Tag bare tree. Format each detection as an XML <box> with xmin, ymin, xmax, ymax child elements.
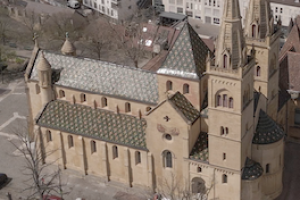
<box><xmin>0</xmin><ymin>7</ymin><xmax>10</xmax><ymax>45</ymax></box>
<box><xmin>10</xmin><ymin>127</ymin><xmax>67</xmax><ymax>200</ymax></box>
<box><xmin>21</xmin><ymin>10</ymin><xmax>43</xmax><ymax>46</ymax></box>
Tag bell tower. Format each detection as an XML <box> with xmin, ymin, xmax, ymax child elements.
<box><xmin>37</xmin><ymin>51</ymin><xmax>53</xmax><ymax>107</ymax></box>
<box><xmin>206</xmin><ymin>0</ymin><xmax>256</xmax><ymax>198</ymax></box>
<box><xmin>244</xmin><ymin>0</ymin><xmax>281</xmax><ymax>119</ymax></box>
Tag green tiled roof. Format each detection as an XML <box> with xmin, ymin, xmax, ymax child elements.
<box><xmin>252</xmin><ymin>109</ymin><xmax>285</xmax><ymax>144</ymax></box>
<box><xmin>242</xmin><ymin>158</ymin><xmax>263</xmax><ymax>180</ymax></box>
<box><xmin>37</xmin><ymin>100</ymin><xmax>147</xmax><ymax>149</ymax></box>
<box><xmin>169</xmin><ymin>92</ymin><xmax>200</xmax><ymax>124</ymax></box>
<box><xmin>189</xmin><ymin>132</ymin><xmax>208</xmax><ymax>161</ymax></box>
<box><xmin>157</xmin><ymin>22</ymin><xmax>211</xmax><ymax>79</ymax></box>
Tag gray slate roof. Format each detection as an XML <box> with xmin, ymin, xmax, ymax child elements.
<box><xmin>242</xmin><ymin>158</ymin><xmax>263</xmax><ymax>180</ymax></box>
<box><xmin>31</xmin><ymin>51</ymin><xmax>159</xmax><ymax>104</ymax></box>
<box><xmin>252</xmin><ymin>109</ymin><xmax>285</xmax><ymax>144</ymax></box>
<box><xmin>37</xmin><ymin>100</ymin><xmax>147</xmax><ymax>149</ymax></box>
<box><xmin>157</xmin><ymin>22</ymin><xmax>211</xmax><ymax>79</ymax></box>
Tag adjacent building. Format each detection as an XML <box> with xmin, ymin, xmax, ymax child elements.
<box><xmin>25</xmin><ymin>0</ymin><xmax>285</xmax><ymax>199</ymax></box>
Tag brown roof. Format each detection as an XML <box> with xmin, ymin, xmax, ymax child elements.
<box><xmin>279</xmin><ymin>25</ymin><xmax>300</xmax><ymax>60</ymax></box>
<box><xmin>142</xmin><ymin>50</ymin><xmax>168</xmax><ymax>72</ymax></box>
<box><xmin>287</xmin><ymin>51</ymin><xmax>300</xmax><ymax>91</ymax></box>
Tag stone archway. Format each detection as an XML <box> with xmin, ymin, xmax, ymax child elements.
<box><xmin>191</xmin><ymin>177</ymin><xmax>206</xmax><ymax>194</ymax></box>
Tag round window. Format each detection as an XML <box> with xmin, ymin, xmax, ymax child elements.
<box><xmin>165</xmin><ymin>134</ymin><xmax>172</xmax><ymax>141</ymax></box>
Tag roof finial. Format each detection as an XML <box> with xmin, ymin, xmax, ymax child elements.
<box><xmin>33</xmin><ymin>32</ymin><xmax>39</xmax><ymax>49</ymax></box>
<box><xmin>66</xmin><ymin>32</ymin><xmax>69</xmax><ymax>40</ymax></box>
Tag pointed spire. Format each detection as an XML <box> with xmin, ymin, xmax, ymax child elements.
<box><xmin>61</xmin><ymin>32</ymin><xmax>76</xmax><ymax>56</ymax></box>
<box><xmin>244</xmin><ymin>0</ymin><xmax>273</xmax><ymax>39</ymax></box>
<box><xmin>37</xmin><ymin>51</ymin><xmax>51</xmax><ymax>71</ymax></box>
<box><xmin>215</xmin><ymin>0</ymin><xmax>245</xmax><ymax>69</ymax></box>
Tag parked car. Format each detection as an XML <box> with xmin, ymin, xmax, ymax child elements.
<box><xmin>0</xmin><ymin>173</ymin><xmax>8</xmax><ymax>188</ymax></box>
<box><xmin>67</xmin><ymin>0</ymin><xmax>80</xmax><ymax>9</ymax></box>
<box><xmin>43</xmin><ymin>195</ymin><xmax>63</xmax><ymax>200</ymax></box>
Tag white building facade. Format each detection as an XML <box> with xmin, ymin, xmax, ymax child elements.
<box><xmin>162</xmin><ymin>0</ymin><xmax>300</xmax><ymax>26</ymax></box>
<box><xmin>83</xmin><ymin>0</ymin><xmax>138</xmax><ymax>21</ymax></box>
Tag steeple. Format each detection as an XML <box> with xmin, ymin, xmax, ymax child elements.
<box><xmin>215</xmin><ymin>0</ymin><xmax>246</xmax><ymax>70</ymax></box>
<box><xmin>61</xmin><ymin>32</ymin><xmax>76</xmax><ymax>56</ymax></box>
<box><xmin>244</xmin><ymin>0</ymin><xmax>274</xmax><ymax>39</ymax></box>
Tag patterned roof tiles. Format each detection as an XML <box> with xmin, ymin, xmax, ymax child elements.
<box><xmin>189</xmin><ymin>132</ymin><xmax>208</xmax><ymax>162</ymax></box>
<box><xmin>157</xmin><ymin>22</ymin><xmax>211</xmax><ymax>79</ymax></box>
<box><xmin>252</xmin><ymin>109</ymin><xmax>285</xmax><ymax>144</ymax></box>
<box><xmin>31</xmin><ymin>51</ymin><xmax>159</xmax><ymax>104</ymax></box>
<box><xmin>242</xmin><ymin>158</ymin><xmax>263</xmax><ymax>180</ymax></box>
<box><xmin>37</xmin><ymin>100</ymin><xmax>147</xmax><ymax>149</ymax></box>
<box><xmin>169</xmin><ymin>92</ymin><xmax>200</xmax><ymax>124</ymax></box>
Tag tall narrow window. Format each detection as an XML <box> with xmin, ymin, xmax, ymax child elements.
<box><xmin>256</xmin><ymin>66</ymin><xmax>261</xmax><ymax>76</ymax></box>
<box><xmin>81</xmin><ymin>93</ymin><xmax>86</xmax><ymax>102</ymax></box>
<box><xmin>229</xmin><ymin>98</ymin><xmax>234</xmax><ymax>108</ymax></box>
<box><xmin>68</xmin><ymin>135</ymin><xmax>74</xmax><ymax>148</ymax></box>
<box><xmin>135</xmin><ymin>151</ymin><xmax>141</xmax><ymax>164</ymax></box>
<box><xmin>225</xmin><ymin>127</ymin><xmax>229</xmax><ymax>135</ymax></box>
<box><xmin>113</xmin><ymin>146</ymin><xmax>118</xmax><ymax>159</ymax></box>
<box><xmin>91</xmin><ymin>140</ymin><xmax>97</xmax><ymax>153</ymax></box>
<box><xmin>223</xmin><ymin>54</ymin><xmax>227</xmax><ymax>68</ymax></box>
<box><xmin>166</xmin><ymin>81</ymin><xmax>173</xmax><ymax>91</ymax></box>
<box><xmin>217</xmin><ymin>95</ymin><xmax>221</xmax><ymax>106</ymax></box>
<box><xmin>252</xmin><ymin>25</ymin><xmax>257</xmax><ymax>38</ymax></box>
<box><xmin>101</xmin><ymin>97</ymin><xmax>108</xmax><ymax>107</ymax></box>
<box><xmin>266</xmin><ymin>164</ymin><xmax>270</xmax><ymax>173</ymax></box>
<box><xmin>221</xmin><ymin>126</ymin><xmax>224</xmax><ymax>135</ymax></box>
<box><xmin>183</xmin><ymin>84</ymin><xmax>190</xmax><ymax>94</ymax></box>
<box><xmin>222</xmin><ymin>174</ymin><xmax>227</xmax><ymax>183</ymax></box>
<box><xmin>197</xmin><ymin>167</ymin><xmax>202</xmax><ymax>173</ymax></box>
<box><xmin>125</xmin><ymin>102</ymin><xmax>131</xmax><ymax>113</ymax></box>
<box><xmin>223</xmin><ymin>94</ymin><xmax>227</xmax><ymax>107</ymax></box>
<box><xmin>223</xmin><ymin>153</ymin><xmax>226</xmax><ymax>160</ymax></box>
<box><xmin>59</xmin><ymin>90</ymin><xmax>65</xmax><ymax>98</ymax></box>
<box><xmin>46</xmin><ymin>130</ymin><xmax>52</xmax><ymax>142</ymax></box>
<box><xmin>165</xmin><ymin>151</ymin><xmax>173</xmax><ymax>168</ymax></box>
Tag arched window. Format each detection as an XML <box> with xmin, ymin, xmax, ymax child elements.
<box><xmin>183</xmin><ymin>84</ymin><xmax>190</xmax><ymax>94</ymax></box>
<box><xmin>266</xmin><ymin>164</ymin><xmax>270</xmax><ymax>173</ymax></box>
<box><xmin>225</xmin><ymin>127</ymin><xmax>229</xmax><ymax>135</ymax></box>
<box><xmin>101</xmin><ymin>97</ymin><xmax>108</xmax><ymax>107</ymax></box>
<box><xmin>164</xmin><ymin>151</ymin><xmax>173</xmax><ymax>168</ymax></box>
<box><xmin>135</xmin><ymin>151</ymin><xmax>141</xmax><ymax>164</ymax></box>
<box><xmin>223</xmin><ymin>94</ymin><xmax>227</xmax><ymax>107</ymax></box>
<box><xmin>125</xmin><ymin>102</ymin><xmax>131</xmax><ymax>113</ymax></box>
<box><xmin>256</xmin><ymin>66</ymin><xmax>261</xmax><ymax>76</ymax></box>
<box><xmin>191</xmin><ymin>177</ymin><xmax>206</xmax><ymax>194</ymax></box>
<box><xmin>81</xmin><ymin>93</ymin><xmax>86</xmax><ymax>102</ymax></box>
<box><xmin>223</xmin><ymin>54</ymin><xmax>227</xmax><ymax>68</ymax></box>
<box><xmin>68</xmin><ymin>135</ymin><xmax>74</xmax><ymax>148</ymax></box>
<box><xmin>91</xmin><ymin>140</ymin><xmax>97</xmax><ymax>153</ymax></box>
<box><xmin>146</xmin><ymin>107</ymin><xmax>151</xmax><ymax>112</ymax></box>
<box><xmin>221</xmin><ymin>126</ymin><xmax>224</xmax><ymax>135</ymax></box>
<box><xmin>166</xmin><ymin>81</ymin><xmax>173</xmax><ymax>91</ymax></box>
<box><xmin>229</xmin><ymin>98</ymin><xmax>234</xmax><ymax>108</ymax></box>
<box><xmin>252</xmin><ymin>24</ymin><xmax>257</xmax><ymax>38</ymax></box>
<box><xmin>46</xmin><ymin>130</ymin><xmax>52</xmax><ymax>142</ymax></box>
<box><xmin>222</xmin><ymin>174</ymin><xmax>227</xmax><ymax>183</ymax></box>
<box><xmin>217</xmin><ymin>95</ymin><xmax>221</xmax><ymax>106</ymax></box>
<box><xmin>197</xmin><ymin>167</ymin><xmax>202</xmax><ymax>173</ymax></box>
<box><xmin>113</xmin><ymin>146</ymin><xmax>118</xmax><ymax>159</ymax></box>
<box><xmin>59</xmin><ymin>90</ymin><xmax>65</xmax><ymax>98</ymax></box>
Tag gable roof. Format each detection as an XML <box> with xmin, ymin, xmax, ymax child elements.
<box><xmin>37</xmin><ymin>100</ymin><xmax>147</xmax><ymax>149</ymax></box>
<box><xmin>252</xmin><ymin>109</ymin><xmax>285</xmax><ymax>144</ymax></box>
<box><xmin>168</xmin><ymin>92</ymin><xmax>200</xmax><ymax>124</ymax></box>
<box><xmin>157</xmin><ymin>22</ymin><xmax>211</xmax><ymax>79</ymax></box>
<box><xmin>30</xmin><ymin>51</ymin><xmax>159</xmax><ymax>104</ymax></box>
<box><xmin>279</xmin><ymin>25</ymin><xmax>300</xmax><ymax>61</ymax></box>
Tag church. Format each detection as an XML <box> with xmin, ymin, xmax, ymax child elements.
<box><xmin>24</xmin><ymin>0</ymin><xmax>285</xmax><ymax>199</ymax></box>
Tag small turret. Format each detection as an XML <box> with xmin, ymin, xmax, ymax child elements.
<box><xmin>37</xmin><ymin>51</ymin><xmax>53</xmax><ymax>106</ymax></box>
<box><xmin>61</xmin><ymin>32</ymin><xmax>76</xmax><ymax>56</ymax></box>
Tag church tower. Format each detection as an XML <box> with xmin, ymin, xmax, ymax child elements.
<box><xmin>37</xmin><ymin>51</ymin><xmax>53</xmax><ymax>107</ymax></box>
<box><xmin>244</xmin><ymin>0</ymin><xmax>281</xmax><ymax>119</ymax></box>
<box><xmin>206</xmin><ymin>0</ymin><xmax>256</xmax><ymax>198</ymax></box>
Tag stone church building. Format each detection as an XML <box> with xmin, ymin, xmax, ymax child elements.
<box><xmin>25</xmin><ymin>0</ymin><xmax>285</xmax><ymax>199</ymax></box>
